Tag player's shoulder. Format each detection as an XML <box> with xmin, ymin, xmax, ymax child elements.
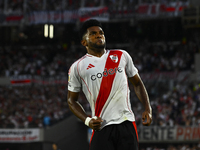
<box><xmin>108</xmin><ymin>49</ymin><xmax>127</xmax><ymax>53</ymax></box>
<box><xmin>68</xmin><ymin>55</ymin><xmax>88</xmax><ymax>75</ymax></box>
<box><xmin>108</xmin><ymin>49</ymin><xmax>130</xmax><ymax>56</ymax></box>
<box><xmin>70</xmin><ymin>55</ymin><xmax>87</xmax><ymax>68</ymax></box>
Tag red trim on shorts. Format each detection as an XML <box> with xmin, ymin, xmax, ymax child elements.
<box><xmin>89</xmin><ymin>130</ymin><xmax>95</xmax><ymax>150</ymax></box>
<box><xmin>132</xmin><ymin>121</ymin><xmax>138</xmax><ymax>141</ymax></box>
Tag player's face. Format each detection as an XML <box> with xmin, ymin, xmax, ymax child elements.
<box><xmin>84</xmin><ymin>26</ymin><xmax>106</xmax><ymax>50</ymax></box>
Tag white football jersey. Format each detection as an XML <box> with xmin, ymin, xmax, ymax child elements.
<box><xmin>68</xmin><ymin>49</ymin><xmax>138</xmax><ymax>129</ymax></box>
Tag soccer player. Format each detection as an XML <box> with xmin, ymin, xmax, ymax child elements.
<box><xmin>67</xmin><ymin>19</ymin><xmax>152</xmax><ymax>150</ymax></box>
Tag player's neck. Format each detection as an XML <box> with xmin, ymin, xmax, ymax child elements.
<box><xmin>87</xmin><ymin>48</ymin><xmax>105</xmax><ymax>57</ymax></box>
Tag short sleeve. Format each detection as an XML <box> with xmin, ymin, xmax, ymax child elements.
<box><xmin>123</xmin><ymin>50</ymin><xmax>138</xmax><ymax>77</ymax></box>
<box><xmin>68</xmin><ymin>62</ymin><xmax>82</xmax><ymax>92</ymax></box>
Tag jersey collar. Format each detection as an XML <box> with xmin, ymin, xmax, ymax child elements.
<box><xmin>86</xmin><ymin>49</ymin><xmax>107</xmax><ymax>58</ymax></box>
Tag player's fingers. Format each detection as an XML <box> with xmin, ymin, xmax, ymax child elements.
<box><xmin>142</xmin><ymin>116</ymin><xmax>145</xmax><ymax>122</ymax></box>
<box><xmin>142</xmin><ymin>119</ymin><xmax>149</xmax><ymax>126</ymax></box>
<box><xmin>92</xmin><ymin>116</ymin><xmax>103</xmax><ymax>122</ymax></box>
<box><xmin>90</xmin><ymin>116</ymin><xmax>103</xmax><ymax>130</ymax></box>
<box><xmin>142</xmin><ymin>115</ymin><xmax>147</xmax><ymax>125</ymax></box>
<box><xmin>90</xmin><ymin>120</ymin><xmax>102</xmax><ymax>129</ymax></box>
<box><xmin>92</xmin><ymin>122</ymin><xmax>101</xmax><ymax>126</ymax></box>
<box><xmin>142</xmin><ymin>112</ymin><xmax>146</xmax><ymax>121</ymax></box>
<box><xmin>89</xmin><ymin>124</ymin><xmax>99</xmax><ymax>130</ymax></box>
<box><xmin>92</xmin><ymin>119</ymin><xmax>102</xmax><ymax>124</ymax></box>
<box><xmin>142</xmin><ymin>113</ymin><xmax>152</xmax><ymax>126</ymax></box>
<box><xmin>144</xmin><ymin>116</ymin><xmax>150</xmax><ymax>125</ymax></box>
<box><xmin>96</xmin><ymin>117</ymin><xmax>103</xmax><ymax>122</ymax></box>
<box><xmin>92</xmin><ymin>124</ymin><xmax>101</xmax><ymax>130</ymax></box>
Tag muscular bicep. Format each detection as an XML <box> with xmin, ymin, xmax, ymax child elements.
<box><xmin>67</xmin><ymin>90</ymin><xmax>88</xmax><ymax>122</ymax></box>
<box><xmin>128</xmin><ymin>73</ymin><xmax>141</xmax><ymax>86</ymax></box>
<box><xmin>67</xmin><ymin>90</ymin><xmax>80</xmax><ymax>104</ymax></box>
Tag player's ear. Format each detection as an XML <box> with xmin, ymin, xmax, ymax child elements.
<box><xmin>81</xmin><ymin>39</ymin><xmax>87</xmax><ymax>46</ymax></box>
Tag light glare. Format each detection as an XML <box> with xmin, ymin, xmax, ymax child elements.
<box><xmin>49</xmin><ymin>25</ymin><xmax>54</xmax><ymax>39</ymax></box>
<box><xmin>44</xmin><ymin>24</ymin><xmax>48</xmax><ymax>37</ymax></box>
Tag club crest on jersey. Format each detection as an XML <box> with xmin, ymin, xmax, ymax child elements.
<box><xmin>109</xmin><ymin>54</ymin><xmax>118</xmax><ymax>63</ymax></box>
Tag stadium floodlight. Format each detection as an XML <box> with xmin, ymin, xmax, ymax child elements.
<box><xmin>44</xmin><ymin>24</ymin><xmax>48</xmax><ymax>37</ymax></box>
<box><xmin>49</xmin><ymin>25</ymin><xmax>54</xmax><ymax>39</ymax></box>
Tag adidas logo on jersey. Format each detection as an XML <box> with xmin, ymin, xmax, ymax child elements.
<box><xmin>87</xmin><ymin>64</ymin><xmax>95</xmax><ymax>70</ymax></box>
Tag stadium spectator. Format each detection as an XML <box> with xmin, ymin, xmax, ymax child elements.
<box><xmin>0</xmin><ymin>0</ymin><xmax>190</xmax><ymax>13</ymax></box>
<box><xmin>0</xmin><ymin>85</ymin><xmax>71</xmax><ymax>128</ymax></box>
<box><xmin>0</xmin><ymin>39</ymin><xmax>198</xmax><ymax>77</ymax></box>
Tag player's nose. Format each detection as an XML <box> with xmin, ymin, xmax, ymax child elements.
<box><xmin>96</xmin><ymin>33</ymin><xmax>103</xmax><ymax>38</ymax></box>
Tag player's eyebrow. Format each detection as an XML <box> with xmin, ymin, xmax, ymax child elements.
<box><xmin>89</xmin><ymin>30</ymin><xmax>104</xmax><ymax>35</ymax></box>
<box><xmin>90</xmin><ymin>31</ymin><xmax>97</xmax><ymax>34</ymax></box>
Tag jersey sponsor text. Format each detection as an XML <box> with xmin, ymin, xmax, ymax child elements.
<box><xmin>91</xmin><ymin>67</ymin><xmax>122</xmax><ymax>81</ymax></box>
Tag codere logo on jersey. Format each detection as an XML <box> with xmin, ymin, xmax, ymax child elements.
<box><xmin>91</xmin><ymin>67</ymin><xmax>122</xmax><ymax>81</ymax></box>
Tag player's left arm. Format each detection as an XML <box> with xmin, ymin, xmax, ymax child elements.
<box><xmin>129</xmin><ymin>74</ymin><xmax>152</xmax><ymax>126</ymax></box>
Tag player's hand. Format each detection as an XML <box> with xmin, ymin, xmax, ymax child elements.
<box><xmin>142</xmin><ymin>111</ymin><xmax>152</xmax><ymax>126</ymax></box>
<box><xmin>89</xmin><ymin>117</ymin><xmax>103</xmax><ymax>131</ymax></box>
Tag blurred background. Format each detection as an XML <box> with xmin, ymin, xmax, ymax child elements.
<box><xmin>0</xmin><ymin>0</ymin><xmax>200</xmax><ymax>150</ymax></box>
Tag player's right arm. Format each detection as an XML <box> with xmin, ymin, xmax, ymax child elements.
<box><xmin>67</xmin><ymin>90</ymin><xmax>87</xmax><ymax>122</ymax></box>
<box><xmin>67</xmin><ymin>90</ymin><xmax>102</xmax><ymax>130</ymax></box>
<box><xmin>67</xmin><ymin>61</ymin><xmax>102</xmax><ymax>130</ymax></box>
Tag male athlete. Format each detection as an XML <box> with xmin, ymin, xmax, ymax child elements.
<box><xmin>67</xmin><ymin>19</ymin><xmax>152</xmax><ymax>150</ymax></box>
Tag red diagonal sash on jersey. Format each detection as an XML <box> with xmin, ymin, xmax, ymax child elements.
<box><xmin>95</xmin><ymin>50</ymin><xmax>123</xmax><ymax>117</ymax></box>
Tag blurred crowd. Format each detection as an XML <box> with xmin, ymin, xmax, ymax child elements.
<box><xmin>0</xmin><ymin>85</ymin><xmax>71</xmax><ymax>128</ymax></box>
<box><xmin>0</xmin><ymin>38</ymin><xmax>198</xmax><ymax>77</ymax></box>
<box><xmin>0</xmin><ymin>47</ymin><xmax>75</xmax><ymax>77</ymax></box>
<box><xmin>127</xmin><ymin>39</ymin><xmax>198</xmax><ymax>73</ymax></box>
<box><xmin>0</xmin><ymin>80</ymin><xmax>199</xmax><ymax>129</ymax></box>
<box><xmin>132</xmin><ymin>81</ymin><xmax>200</xmax><ymax>127</ymax></box>
<box><xmin>0</xmin><ymin>0</ymin><xmax>190</xmax><ymax>14</ymax></box>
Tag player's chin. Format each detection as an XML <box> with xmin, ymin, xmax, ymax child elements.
<box><xmin>96</xmin><ymin>41</ymin><xmax>104</xmax><ymax>46</ymax></box>
<box><xmin>94</xmin><ymin>44</ymin><xmax>106</xmax><ymax>49</ymax></box>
